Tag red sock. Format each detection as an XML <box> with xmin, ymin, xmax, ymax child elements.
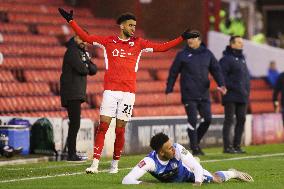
<box><xmin>93</xmin><ymin>122</ymin><xmax>109</xmax><ymax>159</ymax></box>
<box><xmin>113</xmin><ymin>127</ymin><xmax>125</xmax><ymax>160</ymax></box>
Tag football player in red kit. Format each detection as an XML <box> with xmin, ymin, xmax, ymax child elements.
<box><xmin>58</xmin><ymin>8</ymin><xmax>195</xmax><ymax>174</ymax></box>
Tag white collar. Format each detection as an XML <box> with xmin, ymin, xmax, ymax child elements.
<box><xmin>156</xmin><ymin>154</ymin><xmax>169</xmax><ymax>165</ymax></box>
<box><xmin>117</xmin><ymin>36</ymin><xmax>130</xmax><ymax>41</ymax></box>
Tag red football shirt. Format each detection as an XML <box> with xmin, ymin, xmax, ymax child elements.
<box><xmin>69</xmin><ymin>21</ymin><xmax>183</xmax><ymax>93</ymax></box>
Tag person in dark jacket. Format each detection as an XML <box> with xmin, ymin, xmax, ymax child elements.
<box><xmin>273</xmin><ymin>72</ymin><xmax>284</xmax><ymax>125</ymax></box>
<box><xmin>267</xmin><ymin>61</ymin><xmax>279</xmax><ymax>88</ymax></box>
<box><xmin>60</xmin><ymin>35</ymin><xmax>97</xmax><ymax>161</ymax></box>
<box><xmin>166</xmin><ymin>30</ymin><xmax>226</xmax><ymax>156</ymax></box>
<box><xmin>219</xmin><ymin>35</ymin><xmax>250</xmax><ymax>154</ymax></box>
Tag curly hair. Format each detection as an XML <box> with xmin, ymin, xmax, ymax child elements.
<box><xmin>150</xmin><ymin>133</ymin><xmax>169</xmax><ymax>152</ymax></box>
<box><xmin>116</xmin><ymin>12</ymin><xmax>136</xmax><ymax>25</ymax></box>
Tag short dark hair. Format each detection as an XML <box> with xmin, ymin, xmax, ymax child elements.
<box><xmin>116</xmin><ymin>12</ymin><xmax>136</xmax><ymax>25</ymax></box>
<box><xmin>189</xmin><ymin>30</ymin><xmax>201</xmax><ymax>38</ymax></box>
<box><xmin>230</xmin><ymin>35</ymin><xmax>242</xmax><ymax>44</ymax></box>
<box><xmin>150</xmin><ymin>133</ymin><xmax>169</xmax><ymax>152</ymax></box>
<box><xmin>184</xmin><ymin>30</ymin><xmax>202</xmax><ymax>40</ymax></box>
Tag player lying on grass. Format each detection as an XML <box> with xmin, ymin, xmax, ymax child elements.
<box><xmin>122</xmin><ymin>133</ymin><xmax>253</xmax><ymax>186</ymax></box>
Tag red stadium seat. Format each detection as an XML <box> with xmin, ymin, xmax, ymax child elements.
<box><xmin>135</xmin><ymin>92</ymin><xmax>181</xmax><ymax>106</ymax></box>
<box><xmin>16</xmin><ymin>111</ymin><xmax>68</xmax><ymax>118</ymax></box>
<box><xmin>133</xmin><ymin>105</ymin><xmax>185</xmax><ymax>117</ymax></box>
<box><xmin>91</xmin><ymin>95</ymin><xmax>103</xmax><ymax>108</ymax></box>
<box><xmin>0</xmin><ymin>44</ymin><xmax>65</xmax><ymax>57</ymax></box>
<box><xmin>81</xmin><ymin>109</ymin><xmax>100</xmax><ymax>121</ymax></box>
<box><xmin>0</xmin><ymin>23</ymin><xmax>29</xmax><ymax>34</ymax></box>
<box><xmin>1</xmin><ymin>0</ymin><xmax>276</xmax><ymax>121</ymax></box>
<box><xmin>24</xmin><ymin>70</ymin><xmax>61</xmax><ymax>82</ymax></box>
<box><xmin>8</xmin><ymin>108</ymin><xmax>98</xmax><ymax>120</ymax></box>
<box><xmin>37</xmin><ymin>25</ymin><xmax>70</xmax><ymax>36</ymax></box>
<box><xmin>0</xmin><ymin>82</ymin><xmax>51</xmax><ymax>97</ymax></box>
<box><xmin>250</xmin><ymin>102</ymin><xmax>274</xmax><ymax>113</ymax></box>
<box><xmin>8</xmin><ymin>12</ymin><xmax>114</xmax><ymax>28</ymax></box>
<box><xmin>250</xmin><ymin>79</ymin><xmax>270</xmax><ymax>89</ymax></box>
<box><xmin>210</xmin><ymin>80</ymin><xmax>218</xmax><ymax>91</ymax></box>
<box><xmin>86</xmin><ymin>82</ymin><xmax>104</xmax><ymax>95</ymax></box>
<box><xmin>211</xmin><ymin>103</ymin><xmax>224</xmax><ymax>114</ymax></box>
<box><xmin>137</xmin><ymin>70</ymin><xmax>153</xmax><ymax>81</ymax></box>
<box><xmin>0</xmin><ymin>0</ymin><xmax>65</xmax><ymax>5</ymax></box>
<box><xmin>87</xmin><ymin>72</ymin><xmax>105</xmax><ymax>82</ymax></box>
<box><xmin>2</xmin><ymin>57</ymin><xmax>62</xmax><ymax>70</ymax></box>
<box><xmin>2</xmin><ymin>34</ymin><xmax>59</xmax><ymax>46</ymax></box>
<box><xmin>249</xmin><ymin>90</ymin><xmax>273</xmax><ymax>101</ymax></box>
<box><xmin>0</xmin><ymin>70</ymin><xmax>16</xmax><ymax>82</ymax></box>
<box><xmin>139</xmin><ymin>59</ymin><xmax>172</xmax><ymax>70</ymax></box>
<box><xmin>0</xmin><ymin>2</ymin><xmax>92</xmax><ymax>17</ymax></box>
<box><xmin>136</xmin><ymin>81</ymin><xmax>180</xmax><ymax>93</ymax></box>
<box><xmin>0</xmin><ymin>95</ymin><xmax>65</xmax><ymax>113</ymax></box>
<box><xmin>142</xmin><ymin>49</ymin><xmax>178</xmax><ymax>59</ymax></box>
<box><xmin>156</xmin><ymin>70</ymin><xmax>170</xmax><ymax>81</ymax></box>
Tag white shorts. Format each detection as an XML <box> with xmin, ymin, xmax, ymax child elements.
<box><xmin>100</xmin><ymin>90</ymin><xmax>136</xmax><ymax>121</ymax></box>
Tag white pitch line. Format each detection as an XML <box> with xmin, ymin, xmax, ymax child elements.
<box><xmin>5</xmin><ymin>161</ymin><xmax>111</xmax><ymax>171</ymax></box>
<box><xmin>0</xmin><ymin>167</ymin><xmax>132</xmax><ymax>183</ymax></box>
<box><xmin>200</xmin><ymin>153</ymin><xmax>284</xmax><ymax>163</ymax></box>
<box><xmin>0</xmin><ymin>172</ymin><xmax>85</xmax><ymax>183</ymax></box>
<box><xmin>1</xmin><ymin>152</ymin><xmax>284</xmax><ymax>184</ymax></box>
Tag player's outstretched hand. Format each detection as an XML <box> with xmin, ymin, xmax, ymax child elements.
<box><xmin>181</xmin><ymin>29</ymin><xmax>200</xmax><ymax>40</ymax></box>
<box><xmin>58</xmin><ymin>8</ymin><xmax>73</xmax><ymax>23</ymax></box>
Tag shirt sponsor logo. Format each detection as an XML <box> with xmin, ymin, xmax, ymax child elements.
<box><xmin>181</xmin><ymin>147</ymin><xmax>189</xmax><ymax>155</ymax></box>
<box><xmin>129</xmin><ymin>42</ymin><xmax>135</xmax><ymax>46</ymax></box>
<box><xmin>112</xmin><ymin>49</ymin><xmax>127</xmax><ymax>57</ymax></box>
<box><xmin>138</xmin><ymin>160</ymin><xmax>146</xmax><ymax>168</ymax></box>
<box><xmin>171</xmin><ymin>162</ymin><xmax>178</xmax><ymax>169</ymax></box>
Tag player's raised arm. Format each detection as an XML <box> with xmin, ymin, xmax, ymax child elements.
<box><xmin>58</xmin><ymin>8</ymin><xmax>104</xmax><ymax>45</ymax></box>
<box><xmin>141</xmin><ymin>29</ymin><xmax>199</xmax><ymax>52</ymax></box>
<box><xmin>176</xmin><ymin>144</ymin><xmax>204</xmax><ymax>185</ymax></box>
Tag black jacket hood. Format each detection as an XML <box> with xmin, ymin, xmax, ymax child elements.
<box><xmin>66</xmin><ymin>37</ymin><xmax>83</xmax><ymax>49</ymax></box>
<box><xmin>66</xmin><ymin>37</ymin><xmax>75</xmax><ymax>47</ymax></box>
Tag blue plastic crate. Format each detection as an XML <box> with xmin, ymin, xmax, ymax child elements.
<box><xmin>0</xmin><ymin>125</ymin><xmax>30</xmax><ymax>155</ymax></box>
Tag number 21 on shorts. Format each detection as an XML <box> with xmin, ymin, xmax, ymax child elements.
<box><xmin>122</xmin><ymin>104</ymin><xmax>133</xmax><ymax>117</ymax></box>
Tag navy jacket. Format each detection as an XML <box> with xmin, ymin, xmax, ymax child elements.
<box><xmin>219</xmin><ymin>46</ymin><xmax>250</xmax><ymax>104</ymax></box>
<box><xmin>273</xmin><ymin>72</ymin><xmax>284</xmax><ymax>106</ymax></box>
<box><xmin>166</xmin><ymin>44</ymin><xmax>224</xmax><ymax>103</ymax></box>
<box><xmin>60</xmin><ymin>37</ymin><xmax>97</xmax><ymax>107</ymax></box>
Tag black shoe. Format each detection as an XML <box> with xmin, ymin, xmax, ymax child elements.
<box><xmin>234</xmin><ymin>147</ymin><xmax>246</xmax><ymax>154</ymax></box>
<box><xmin>192</xmin><ymin>147</ymin><xmax>205</xmax><ymax>156</ymax></box>
<box><xmin>13</xmin><ymin>147</ymin><xmax>23</xmax><ymax>155</ymax></box>
<box><xmin>223</xmin><ymin>147</ymin><xmax>237</xmax><ymax>154</ymax></box>
<box><xmin>67</xmin><ymin>154</ymin><xmax>87</xmax><ymax>162</ymax></box>
<box><xmin>1</xmin><ymin>146</ymin><xmax>14</xmax><ymax>158</ymax></box>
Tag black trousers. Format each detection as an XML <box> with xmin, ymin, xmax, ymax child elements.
<box><xmin>66</xmin><ymin>100</ymin><xmax>81</xmax><ymax>157</ymax></box>
<box><xmin>184</xmin><ymin>100</ymin><xmax>212</xmax><ymax>150</ymax></box>
<box><xmin>223</xmin><ymin>102</ymin><xmax>247</xmax><ymax>149</ymax></box>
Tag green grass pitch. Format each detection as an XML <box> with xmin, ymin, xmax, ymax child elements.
<box><xmin>0</xmin><ymin>143</ymin><xmax>284</xmax><ymax>189</ymax></box>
